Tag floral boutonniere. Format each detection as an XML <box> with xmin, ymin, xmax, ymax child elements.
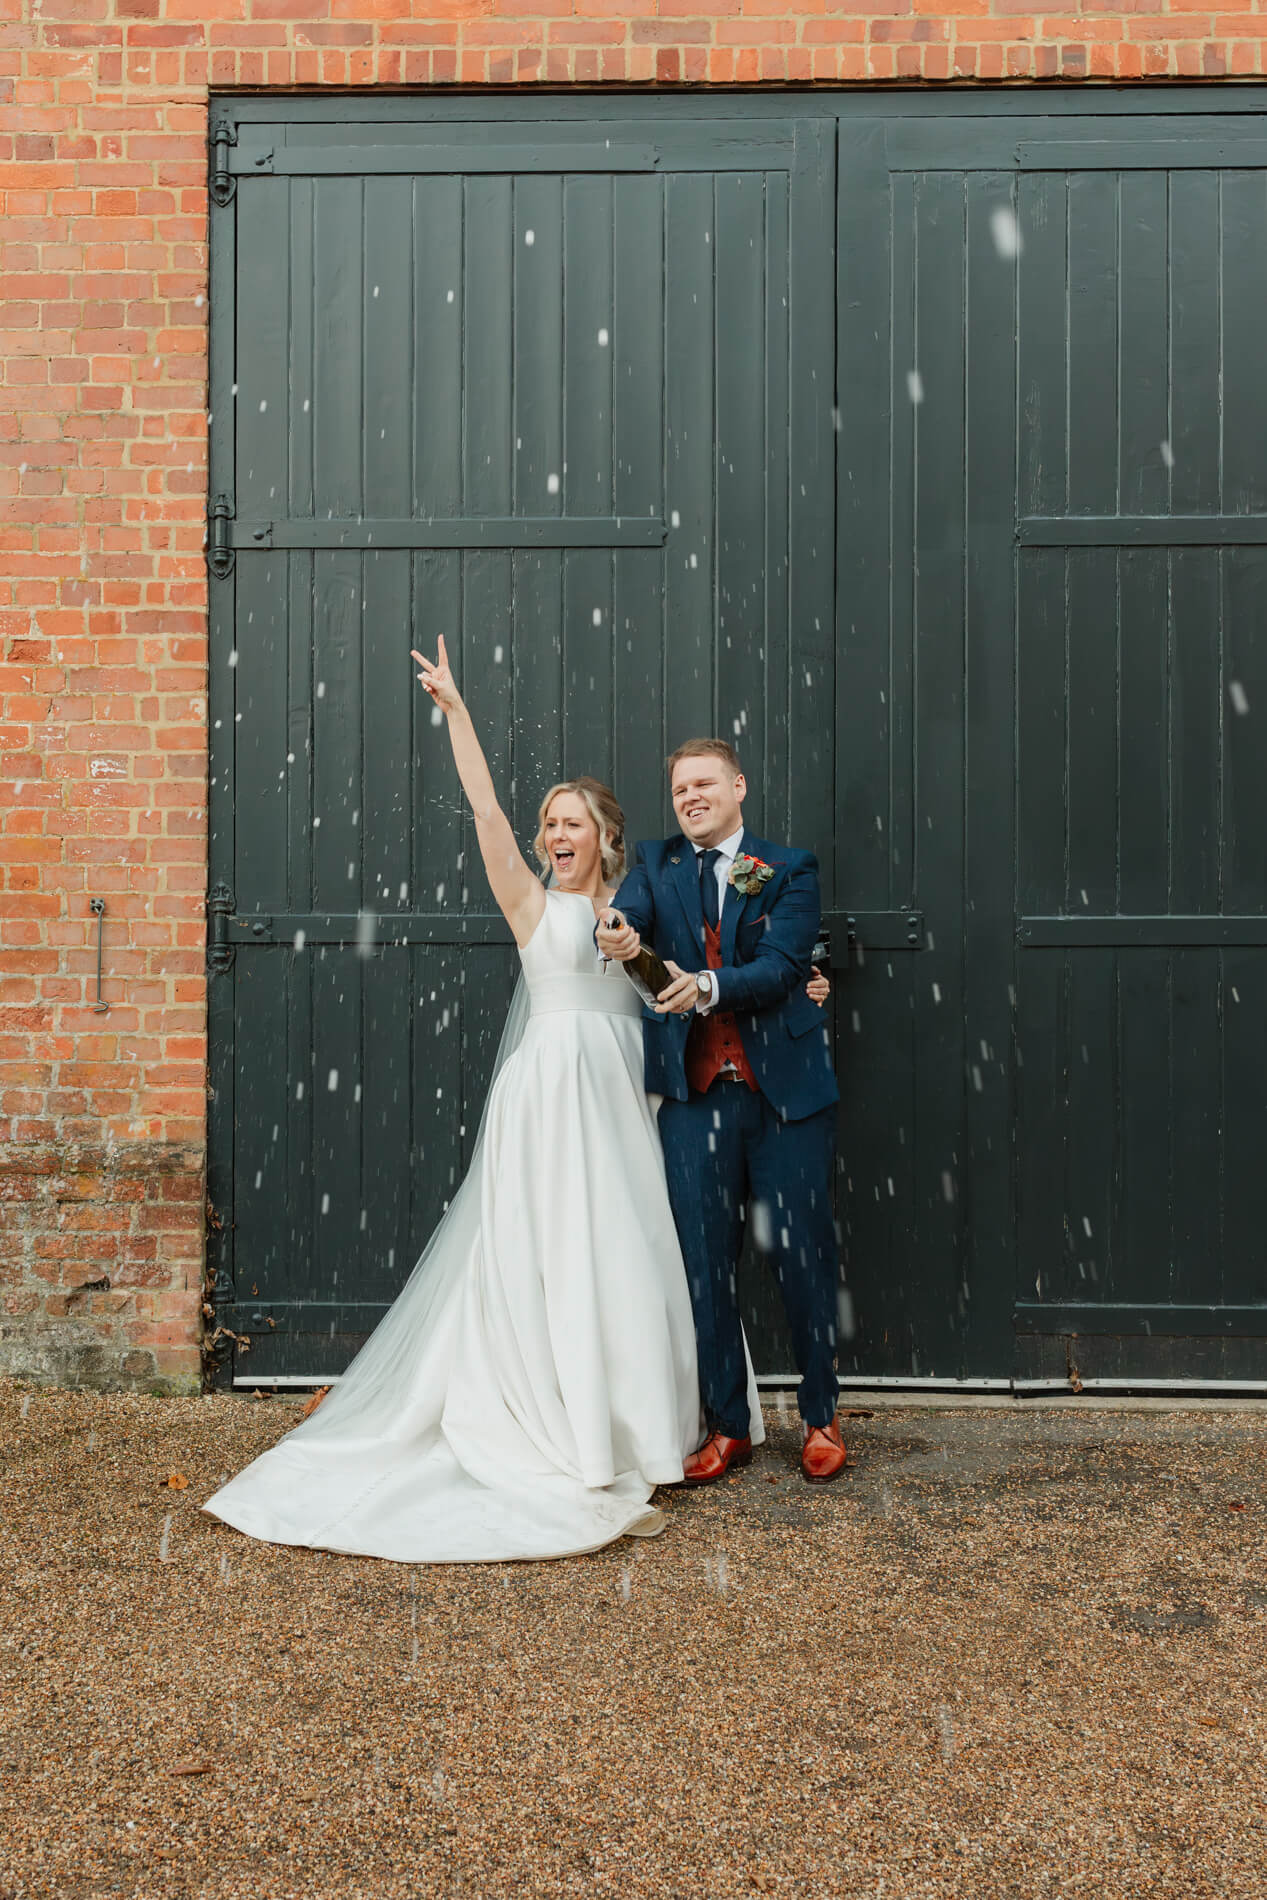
<box><xmin>728</xmin><ymin>853</ymin><xmax>776</xmax><ymax>899</ymax></box>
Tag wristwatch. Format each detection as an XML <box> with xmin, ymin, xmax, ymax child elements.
<box><xmin>695</xmin><ymin>972</ymin><xmax>712</xmax><ymax>1006</ymax></box>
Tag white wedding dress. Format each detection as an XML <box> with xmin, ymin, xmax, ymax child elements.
<box><xmin>203</xmin><ymin>890</ymin><xmax>763</xmax><ymax>1563</ymax></box>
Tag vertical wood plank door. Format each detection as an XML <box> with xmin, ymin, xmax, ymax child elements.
<box><xmin>206</xmin><ymin>107</ymin><xmax>836</xmax><ymax>1382</ymax></box>
<box><xmin>836</xmin><ymin>111</ymin><xmax>1267</xmax><ymax>1387</ymax></box>
<box><xmin>209</xmin><ymin>95</ymin><xmax>1267</xmax><ymax>1392</ymax></box>
<box><xmin>835</xmin><ymin>123</ymin><xmax>1027</xmax><ymax>1385</ymax></box>
<box><xmin>1011</xmin><ymin>127</ymin><xmax>1267</xmax><ymax>1382</ymax></box>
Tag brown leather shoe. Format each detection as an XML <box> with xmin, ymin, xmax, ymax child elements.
<box><xmin>681</xmin><ymin>1431</ymin><xmax>753</xmax><ymax>1485</ymax></box>
<box><xmin>801</xmin><ymin>1416</ymin><xmax>848</xmax><ymax>1484</ymax></box>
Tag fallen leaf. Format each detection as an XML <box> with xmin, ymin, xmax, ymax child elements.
<box><xmin>839</xmin><ymin>1408</ymin><xmax>876</xmax><ymax>1419</ymax></box>
<box><xmin>169</xmin><ymin>1760</ymin><xmax>214</xmax><ymax>1777</ymax></box>
<box><xmin>164</xmin><ymin>1473</ymin><xmax>189</xmax><ymax>1491</ymax></box>
<box><xmin>1228</xmin><ymin>1500</ymin><xmax>1247</xmax><ymax>1512</ymax></box>
<box><xmin>1197</xmin><ymin>1717</ymin><xmax>1220</xmax><ymax>1729</ymax></box>
<box><xmin>300</xmin><ymin>1385</ymin><xmax>331</xmax><ymax>1420</ymax></box>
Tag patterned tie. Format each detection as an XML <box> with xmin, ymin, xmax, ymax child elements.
<box><xmin>699</xmin><ymin>848</ymin><xmax>721</xmax><ymax>931</ymax></box>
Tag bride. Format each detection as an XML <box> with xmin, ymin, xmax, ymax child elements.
<box><xmin>204</xmin><ymin>638</ymin><xmax>825</xmax><ymax>1563</ymax></box>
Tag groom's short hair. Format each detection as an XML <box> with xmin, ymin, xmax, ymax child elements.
<box><xmin>666</xmin><ymin>737</ymin><xmax>742</xmax><ymax>780</ymax></box>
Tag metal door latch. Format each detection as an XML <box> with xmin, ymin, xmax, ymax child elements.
<box><xmin>842</xmin><ymin>910</ymin><xmax>925</xmax><ymax>950</ymax></box>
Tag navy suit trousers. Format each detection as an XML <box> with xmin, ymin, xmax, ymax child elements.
<box><xmin>658</xmin><ymin>1083</ymin><xmax>839</xmax><ymax>1437</ymax></box>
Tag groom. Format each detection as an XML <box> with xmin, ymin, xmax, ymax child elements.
<box><xmin>597</xmin><ymin>739</ymin><xmax>845</xmax><ymax>1485</ymax></box>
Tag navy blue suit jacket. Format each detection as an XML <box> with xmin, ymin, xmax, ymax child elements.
<box><xmin>611</xmin><ymin>829</ymin><xmax>838</xmax><ymax>1123</ymax></box>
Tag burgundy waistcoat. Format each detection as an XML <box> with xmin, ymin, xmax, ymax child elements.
<box><xmin>684</xmin><ymin>918</ymin><xmax>758</xmax><ymax>1095</ymax></box>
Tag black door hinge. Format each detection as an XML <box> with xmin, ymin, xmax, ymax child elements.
<box><xmin>209</xmin><ymin>115</ymin><xmax>238</xmax><ymax>206</ymax></box>
<box><xmin>207</xmin><ymin>882</ymin><xmax>236</xmax><ymax>973</ymax></box>
<box><xmin>208</xmin><ymin>494</ymin><xmax>234</xmax><ymax>579</ymax></box>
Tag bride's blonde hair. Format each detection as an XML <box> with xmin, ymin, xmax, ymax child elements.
<box><xmin>533</xmin><ymin>777</ymin><xmax>627</xmax><ymax>885</ymax></box>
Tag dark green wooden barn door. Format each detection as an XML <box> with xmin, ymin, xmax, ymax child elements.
<box><xmin>206</xmin><ymin>107</ymin><xmax>836</xmax><ymax>1382</ymax></box>
<box><xmin>835</xmin><ymin>120</ymin><xmax>1025</xmax><ymax>1385</ymax></box>
<box><xmin>836</xmin><ymin>114</ymin><xmax>1267</xmax><ymax>1387</ymax></box>
<box><xmin>1011</xmin><ymin>127</ymin><xmax>1267</xmax><ymax>1381</ymax></box>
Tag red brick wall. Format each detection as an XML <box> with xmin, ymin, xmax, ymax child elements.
<box><xmin>0</xmin><ymin>3</ymin><xmax>1255</xmax><ymax>1389</ymax></box>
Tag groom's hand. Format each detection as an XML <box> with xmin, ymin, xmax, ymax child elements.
<box><xmin>597</xmin><ymin>911</ymin><xmax>640</xmax><ymax>962</ymax></box>
<box><xmin>654</xmin><ymin>961</ymin><xmax>699</xmax><ymax>1016</ymax></box>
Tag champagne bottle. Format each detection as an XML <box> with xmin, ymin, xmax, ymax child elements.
<box><xmin>603</xmin><ymin>911</ymin><xmax>674</xmax><ymax>1008</ymax></box>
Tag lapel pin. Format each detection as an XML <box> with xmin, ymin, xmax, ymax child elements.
<box><xmin>670</xmin><ymin>856</ymin><xmax>680</xmax><ymax>865</ymax></box>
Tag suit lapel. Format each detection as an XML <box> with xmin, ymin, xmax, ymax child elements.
<box><xmin>668</xmin><ymin>840</ymin><xmax>707</xmax><ymax>955</ymax></box>
<box><xmin>719</xmin><ymin>827</ymin><xmax>756</xmax><ymax>965</ymax></box>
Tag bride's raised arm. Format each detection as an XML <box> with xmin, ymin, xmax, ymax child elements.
<box><xmin>411</xmin><ymin>636</ymin><xmax>546</xmax><ymax>948</ymax></box>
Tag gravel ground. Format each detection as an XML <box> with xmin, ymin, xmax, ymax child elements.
<box><xmin>1</xmin><ymin>1387</ymin><xmax>1264</xmax><ymax>1900</ymax></box>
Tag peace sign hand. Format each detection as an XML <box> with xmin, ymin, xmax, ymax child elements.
<box><xmin>411</xmin><ymin>634</ymin><xmax>463</xmax><ymax>716</ymax></box>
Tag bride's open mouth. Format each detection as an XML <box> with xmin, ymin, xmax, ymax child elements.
<box><xmin>552</xmin><ymin>848</ymin><xmax>576</xmax><ymax>873</ymax></box>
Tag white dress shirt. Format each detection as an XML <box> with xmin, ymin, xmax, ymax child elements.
<box><xmin>693</xmin><ymin>825</ymin><xmax>745</xmax><ymax>1013</ymax></box>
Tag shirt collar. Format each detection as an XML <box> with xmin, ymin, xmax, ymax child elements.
<box><xmin>693</xmin><ymin>825</ymin><xmax>745</xmax><ymax>865</ymax></box>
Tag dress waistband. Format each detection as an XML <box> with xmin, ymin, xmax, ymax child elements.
<box><xmin>527</xmin><ymin>971</ymin><xmax>643</xmax><ymax>1019</ymax></box>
